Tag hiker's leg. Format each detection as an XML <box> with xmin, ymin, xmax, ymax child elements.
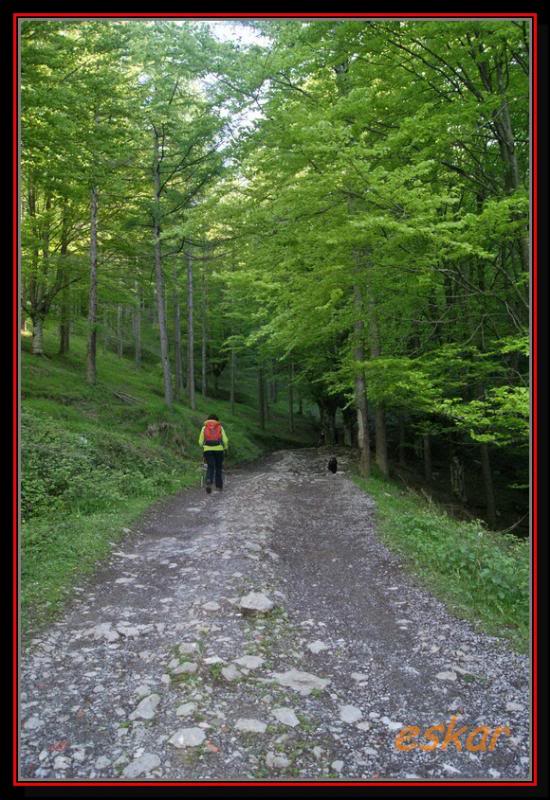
<box><xmin>205</xmin><ymin>451</ymin><xmax>215</xmax><ymax>485</ymax></box>
<box><xmin>214</xmin><ymin>451</ymin><xmax>224</xmax><ymax>489</ymax></box>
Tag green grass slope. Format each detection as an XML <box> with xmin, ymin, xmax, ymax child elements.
<box><xmin>353</xmin><ymin>471</ymin><xmax>529</xmax><ymax>653</ymax></box>
<box><xmin>20</xmin><ymin>327</ymin><xmax>316</xmax><ymax>638</ymax></box>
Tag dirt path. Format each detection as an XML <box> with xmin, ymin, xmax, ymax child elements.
<box><xmin>20</xmin><ymin>448</ymin><xmax>530</xmax><ymax>782</ymax></box>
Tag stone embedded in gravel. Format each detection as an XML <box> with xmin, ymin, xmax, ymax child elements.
<box><xmin>204</xmin><ymin>656</ymin><xmax>224</xmax><ymax>665</ymax></box>
<box><xmin>340</xmin><ymin>705</ymin><xmax>363</xmax><ymax>723</ymax></box>
<box><xmin>24</xmin><ymin>716</ymin><xmax>44</xmax><ymax>731</ymax></box>
<box><xmin>173</xmin><ymin>661</ymin><xmax>198</xmax><ymax>675</ymax></box>
<box><xmin>331</xmin><ymin>760</ymin><xmax>344</xmax><ymax>773</ymax></box>
<box><xmin>271</xmin><ymin>668</ymin><xmax>330</xmax><ymax>695</ymax></box>
<box><xmin>178</xmin><ymin>642</ymin><xmax>198</xmax><ymax>655</ymax></box>
<box><xmin>129</xmin><ymin>693</ymin><xmax>161</xmax><ymax>720</ymax></box>
<box><xmin>95</xmin><ymin>756</ymin><xmax>112</xmax><ymax>769</ymax></box>
<box><xmin>88</xmin><ymin>623</ymin><xmax>120</xmax><ymax>642</ymax></box>
<box><xmin>238</xmin><ymin>592</ymin><xmax>275</xmax><ymax>614</ymax></box>
<box><xmin>265</xmin><ymin>751</ymin><xmax>290</xmax><ymax>768</ymax></box>
<box><xmin>221</xmin><ymin>664</ymin><xmax>241</xmax><ymax>682</ymax></box>
<box><xmin>381</xmin><ymin>716</ymin><xmax>404</xmax><ymax>731</ymax></box>
<box><xmin>307</xmin><ymin>640</ymin><xmax>329</xmax><ymax>654</ymax></box>
<box><xmin>169</xmin><ymin>727</ymin><xmax>206</xmax><ymax>748</ymax></box>
<box><xmin>235</xmin><ymin>718</ymin><xmax>267</xmax><ymax>733</ymax></box>
<box><xmin>436</xmin><ymin>671</ymin><xmax>458</xmax><ymax>681</ymax></box>
<box><xmin>351</xmin><ymin>672</ymin><xmax>369</xmax><ymax>682</ymax></box>
<box><xmin>272</xmin><ymin>707</ymin><xmax>300</xmax><ymax>728</ymax></box>
<box><xmin>53</xmin><ymin>756</ymin><xmax>71</xmax><ymax>770</ymax></box>
<box><xmin>203</xmin><ymin>601</ymin><xmax>221</xmax><ymax>612</ymax></box>
<box><xmin>176</xmin><ymin>702</ymin><xmax>197</xmax><ymax>717</ymax></box>
<box><xmin>356</xmin><ymin>721</ymin><xmax>371</xmax><ymax>731</ymax></box>
<box><xmin>233</xmin><ymin>655</ymin><xmax>265</xmax><ymax>670</ymax></box>
<box><xmin>506</xmin><ymin>701</ymin><xmax>523</xmax><ymax>711</ymax></box>
<box><xmin>122</xmin><ymin>753</ymin><xmax>161</xmax><ymax>777</ymax></box>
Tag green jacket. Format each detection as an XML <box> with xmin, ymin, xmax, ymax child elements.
<box><xmin>198</xmin><ymin>420</ymin><xmax>229</xmax><ymax>452</ymax></box>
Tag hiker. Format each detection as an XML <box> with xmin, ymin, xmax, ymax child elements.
<box><xmin>198</xmin><ymin>413</ymin><xmax>229</xmax><ymax>494</ymax></box>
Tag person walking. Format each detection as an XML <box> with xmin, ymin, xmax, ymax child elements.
<box><xmin>198</xmin><ymin>413</ymin><xmax>229</xmax><ymax>494</ymax></box>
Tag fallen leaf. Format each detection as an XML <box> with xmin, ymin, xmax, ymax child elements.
<box><xmin>48</xmin><ymin>740</ymin><xmax>70</xmax><ymax>752</ymax></box>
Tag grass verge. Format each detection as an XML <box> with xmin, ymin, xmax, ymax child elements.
<box><xmin>352</xmin><ymin>469</ymin><xmax>529</xmax><ymax>653</ymax></box>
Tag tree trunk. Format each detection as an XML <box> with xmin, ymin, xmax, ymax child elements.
<box><xmin>28</xmin><ymin>177</ymin><xmax>43</xmax><ymax>350</ymax></box>
<box><xmin>201</xmin><ymin>266</ymin><xmax>208</xmax><ymax>399</ymax></box>
<box><xmin>21</xmin><ymin>277</ymin><xmax>28</xmax><ymax>333</ymax></box>
<box><xmin>328</xmin><ymin>409</ymin><xmax>337</xmax><ymax>445</ymax></box>
<box><xmin>343</xmin><ymin>407</ymin><xmax>354</xmax><ymax>447</ymax></box>
<box><xmin>59</xmin><ymin>286</ymin><xmax>71</xmax><ymax>354</ymax></box>
<box><xmin>288</xmin><ymin>360</ymin><xmax>295</xmax><ymax>433</ymax></box>
<box><xmin>398</xmin><ymin>419</ymin><xmax>407</xmax><ymax>467</ymax></box>
<box><xmin>117</xmin><ymin>304</ymin><xmax>123</xmax><ymax>358</ymax></box>
<box><xmin>86</xmin><ymin>186</ymin><xmax>98</xmax><ymax>384</ymax></box>
<box><xmin>375</xmin><ymin>406</ymin><xmax>389</xmax><ymax>476</ymax></box>
<box><xmin>230</xmin><ymin>348</ymin><xmax>236</xmax><ymax>415</ymax></box>
<box><xmin>134</xmin><ymin>281</ymin><xmax>142</xmax><ymax>368</ymax></box>
<box><xmin>172</xmin><ymin>264</ymin><xmax>182</xmax><ymax>396</ymax></box>
<box><xmin>492</xmin><ymin>62</ymin><xmax>529</xmax><ymax>273</ymax></box>
<box><xmin>31</xmin><ymin>193</ymin><xmax>52</xmax><ymax>356</ymax></box>
<box><xmin>186</xmin><ymin>250</ymin><xmax>196</xmax><ymax>410</ymax></box>
<box><xmin>58</xmin><ymin>202</ymin><xmax>71</xmax><ymax>354</ymax></box>
<box><xmin>152</xmin><ymin>129</ymin><xmax>173</xmax><ymax>407</ymax></box>
<box><xmin>353</xmin><ymin>279</ymin><xmax>371</xmax><ymax>478</ymax></box>
<box><xmin>368</xmin><ymin>292</ymin><xmax>389</xmax><ymax>476</ymax></box>
<box><xmin>298</xmin><ymin>397</ymin><xmax>303</xmax><ymax>415</ymax></box>
<box><xmin>319</xmin><ymin>404</ymin><xmax>326</xmax><ymax>440</ymax></box>
<box><xmin>258</xmin><ymin>365</ymin><xmax>266</xmax><ymax>430</ymax></box>
<box><xmin>423</xmin><ymin>434</ymin><xmax>432</xmax><ymax>482</ymax></box>
<box><xmin>450</xmin><ymin>449</ymin><xmax>467</xmax><ymax>503</ymax></box>
<box><xmin>31</xmin><ymin>315</ymin><xmax>45</xmax><ymax>355</ymax></box>
<box><xmin>264</xmin><ymin>378</ymin><xmax>270</xmax><ymax>422</ymax></box>
<box><xmin>337</xmin><ymin>61</ymin><xmax>370</xmax><ymax>476</ymax></box>
<box><xmin>480</xmin><ymin>444</ymin><xmax>497</xmax><ymax>527</ymax></box>
<box><xmin>102</xmin><ymin>308</ymin><xmax>109</xmax><ymax>354</ymax></box>
<box><xmin>270</xmin><ymin>360</ymin><xmax>277</xmax><ymax>403</ymax></box>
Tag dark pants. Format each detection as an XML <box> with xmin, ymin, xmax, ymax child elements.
<box><xmin>204</xmin><ymin>450</ymin><xmax>224</xmax><ymax>488</ymax></box>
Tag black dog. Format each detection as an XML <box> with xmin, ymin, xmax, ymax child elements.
<box><xmin>327</xmin><ymin>456</ymin><xmax>338</xmax><ymax>474</ymax></box>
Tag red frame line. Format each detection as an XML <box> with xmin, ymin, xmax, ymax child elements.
<box><xmin>12</xmin><ymin>12</ymin><xmax>537</xmax><ymax>17</ymax></box>
<box><xmin>13</xmin><ymin>9</ymin><xmax>538</xmax><ymax>790</ymax></box>
<box><xmin>531</xmin><ymin>10</ymin><xmax>538</xmax><ymax>786</ymax></box>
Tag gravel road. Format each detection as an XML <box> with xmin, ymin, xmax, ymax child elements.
<box><xmin>20</xmin><ymin>448</ymin><xmax>530</xmax><ymax>782</ymax></box>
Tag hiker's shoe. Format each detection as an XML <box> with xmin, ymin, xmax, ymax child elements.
<box><xmin>206</xmin><ymin>484</ymin><xmax>212</xmax><ymax>494</ymax></box>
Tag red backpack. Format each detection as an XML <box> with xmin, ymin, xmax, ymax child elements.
<box><xmin>204</xmin><ymin>420</ymin><xmax>222</xmax><ymax>446</ymax></box>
